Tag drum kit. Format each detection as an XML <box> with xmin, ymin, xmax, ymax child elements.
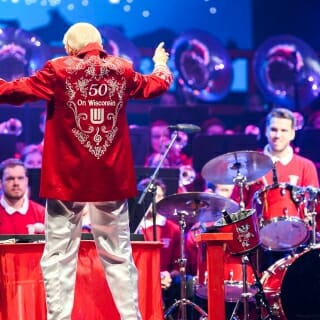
<box><xmin>156</xmin><ymin>150</ymin><xmax>320</xmax><ymax>320</ymax></box>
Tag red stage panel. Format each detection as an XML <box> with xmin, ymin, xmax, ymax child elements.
<box><xmin>196</xmin><ymin>232</ymin><xmax>233</xmax><ymax>320</ymax></box>
<box><xmin>0</xmin><ymin>241</ymin><xmax>163</xmax><ymax>320</ymax></box>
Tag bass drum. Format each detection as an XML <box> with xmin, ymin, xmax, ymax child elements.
<box><xmin>261</xmin><ymin>245</ymin><xmax>320</xmax><ymax>319</ymax></box>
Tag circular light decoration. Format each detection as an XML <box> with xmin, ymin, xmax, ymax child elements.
<box><xmin>98</xmin><ymin>25</ymin><xmax>141</xmax><ymax>70</ymax></box>
<box><xmin>0</xmin><ymin>27</ymin><xmax>51</xmax><ymax>81</ymax></box>
<box><xmin>171</xmin><ymin>29</ymin><xmax>233</xmax><ymax>102</ymax></box>
<box><xmin>253</xmin><ymin>35</ymin><xmax>320</xmax><ymax>110</ymax></box>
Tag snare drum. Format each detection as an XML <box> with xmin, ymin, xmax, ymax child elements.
<box><xmin>261</xmin><ymin>245</ymin><xmax>320</xmax><ymax>319</ymax></box>
<box><xmin>215</xmin><ymin>209</ymin><xmax>260</xmax><ymax>255</ymax></box>
<box><xmin>253</xmin><ymin>183</ymin><xmax>308</xmax><ymax>251</ymax></box>
<box><xmin>195</xmin><ymin>252</ymin><xmax>258</xmax><ymax>302</ymax></box>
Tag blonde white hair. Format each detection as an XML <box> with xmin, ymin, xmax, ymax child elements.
<box><xmin>63</xmin><ymin>22</ymin><xmax>102</xmax><ymax>55</ymax></box>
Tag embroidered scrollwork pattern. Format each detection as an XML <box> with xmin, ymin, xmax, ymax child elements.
<box><xmin>65</xmin><ymin>56</ymin><xmax>126</xmax><ymax>159</ymax></box>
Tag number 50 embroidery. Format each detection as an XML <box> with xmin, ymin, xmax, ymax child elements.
<box><xmin>88</xmin><ymin>84</ymin><xmax>108</xmax><ymax>96</ymax></box>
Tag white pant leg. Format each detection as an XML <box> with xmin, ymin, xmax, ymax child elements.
<box><xmin>88</xmin><ymin>200</ymin><xmax>142</xmax><ymax>320</ymax></box>
<box><xmin>40</xmin><ymin>199</ymin><xmax>85</xmax><ymax>320</ymax></box>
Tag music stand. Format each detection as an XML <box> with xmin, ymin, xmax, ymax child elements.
<box><xmin>129</xmin><ymin>167</ymin><xmax>180</xmax><ymax>234</ymax></box>
<box><xmin>134</xmin><ymin>166</ymin><xmax>180</xmax><ymax>196</ymax></box>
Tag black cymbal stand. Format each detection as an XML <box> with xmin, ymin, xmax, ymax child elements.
<box><xmin>228</xmin><ymin>254</ymin><xmax>253</xmax><ymax>320</ymax></box>
<box><xmin>305</xmin><ymin>186</ymin><xmax>319</xmax><ymax>247</ymax></box>
<box><xmin>164</xmin><ymin>210</ymin><xmax>208</xmax><ymax>320</ymax></box>
<box><xmin>247</xmin><ymin>252</ymin><xmax>275</xmax><ymax>320</ymax></box>
<box><xmin>231</xmin><ymin>169</ymin><xmax>274</xmax><ymax>320</ymax></box>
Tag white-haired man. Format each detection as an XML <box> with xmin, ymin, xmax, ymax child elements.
<box><xmin>0</xmin><ymin>22</ymin><xmax>172</xmax><ymax>320</ymax></box>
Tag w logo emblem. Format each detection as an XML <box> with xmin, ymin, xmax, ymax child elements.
<box><xmin>90</xmin><ymin>108</ymin><xmax>104</xmax><ymax>124</ymax></box>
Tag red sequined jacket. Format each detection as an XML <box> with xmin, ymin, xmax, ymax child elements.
<box><xmin>0</xmin><ymin>43</ymin><xmax>172</xmax><ymax>202</ymax></box>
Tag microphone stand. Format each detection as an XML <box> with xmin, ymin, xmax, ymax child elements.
<box><xmin>137</xmin><ymin>130</ymin><xmax>179</xmax><ymax>241</ymax></box>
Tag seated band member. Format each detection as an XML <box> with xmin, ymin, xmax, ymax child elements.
<box><xmin>0</xmin><ymin>158</ymin><xmax>45</xmax><ymax>234</ymax></box>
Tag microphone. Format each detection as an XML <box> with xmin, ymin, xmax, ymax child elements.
<box><xmin>168</xmin><ymin>123</ymin><xmax>201</xmax><ymax>133</ymax></box>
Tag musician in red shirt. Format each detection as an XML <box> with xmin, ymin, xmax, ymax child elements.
<box><xmin>0</xmin><ymin>158</ymin><xmax>44</xmax><ymax>234</ymax></box>
<box><xmin>0</xmin><ymin>22</ymin><xmax>172</xmax><ymax>320</ymax></box>
<box><xmin>231</xmin><ymin>107</ymin><xmax>319</xmax><ymax>272</ymax></box>
<box><xmin>232</xmin><ymin>107</ymin><xmax>319</xmax><ymax>208</ymax></box>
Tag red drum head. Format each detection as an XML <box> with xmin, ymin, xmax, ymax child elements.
<box><xmin>261</xmin><ymin>246</ymin><xmax>320</xmax><ymax>319</ymax></box>
<box><xmin>253</xmin><ymin>183</ymin><xmax>308</xmax><ymax>251</ymax></box>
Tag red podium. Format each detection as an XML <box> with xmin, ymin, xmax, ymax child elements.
<box><xmin>196</xmin><ymin>233</ymin><xmax>233</xmax><ymax>320</ymax></box>
<box><xmin>0</xmin><ymin>241</ymin><xmax>163</xmax><ymax>320</ymax></box>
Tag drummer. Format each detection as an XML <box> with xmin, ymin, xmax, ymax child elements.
<box><xmin>231</xmin><ymin>107</ymin><xmax>319</xmax><ymax>269</ymax></box>
<box><xmin>232</xmin><ymin>107</ymin><xmax>318</xmax><ymax>203</ymax></box>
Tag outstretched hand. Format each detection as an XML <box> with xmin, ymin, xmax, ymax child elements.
<box><xmin>152</xmin><ymin>42</ymin><xmax>170</xmax><ymax>65</ymax></box>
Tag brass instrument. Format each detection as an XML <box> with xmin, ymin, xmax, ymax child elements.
<box><xmin>253</xmin><ymin>35</ymin><xmax>320</xmax><ymax>109</ymax></box>
<box><xmin>98</xmin><ymin>25</ymin><xmax>141</xmax><ymax>69</ymax></box>
<box><xmin>171</xmin><ymin>29</ymin><xmax>233</xmax><ymax>102</ymax></box>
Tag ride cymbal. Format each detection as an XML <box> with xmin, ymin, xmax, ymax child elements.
<box><xmin>201</xmin><ymin>150</ymin><xmax>273</xmax><ymax>185</ymax></box>
<box><xmin>156</xmin><ymin>192</ymin><xmax>239</xmax><ymax>225</ymax></box>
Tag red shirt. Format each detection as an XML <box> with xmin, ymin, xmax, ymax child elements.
<box><xmin>138</xmin><ymin>216</ymin><xmax>181</xmax><ymax>272</ymax></box>
<box><xmin>185</xmin><ymin>226</ymin><xmax>200</xmax><ymax>276</ymax></box>
<box><xmin>232</xmin><ymin>153</ymin><xmax>319</xmax><ymax>208</ymax></box>
<box><xmin>0</xmin><ymin>200</ymin><xmax>45</xmax><ymax>234</ymax></box>
<box><xmin>0</xmin><ymin>43</ymin><xmax>172</xmax><ymax>202</ymax></box>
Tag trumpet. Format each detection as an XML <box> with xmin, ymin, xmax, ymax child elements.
<box><xmin>172</xmin><ymin>130</ymin><xmax>188</xmax><ymax>152</ymax></box>
<box><xmin>172</xmin><ymin>131</ymin><xmax>196</xmax><ymax>187</ymax></box>
<box><xmin>147</xmin><ymin>130</ymin><xmax>197</xmax><ymax>188</ymax></box>
<box><xmin>179</xmin><ymin>164</ymin><xmax>196</xmax><ymax>187</ymax></box>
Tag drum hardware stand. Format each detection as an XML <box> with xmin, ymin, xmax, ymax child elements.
<box><xmin>228</xmin><ymin>252</ymin><xmax>275</xmax><ymax>320</ymax></box>
<box><xmin>232</xmin><ymin>169</ymin><xmax>247</xmax><ymax>212</ymax></box>
<box><xmin>164</xmin><ymin>210</ymin><xmax>208</xmax><ymax>320</ymax></box>
<box><xmin>309</xmin><ymin>208</ymin><xmax>317</xmax><ymax>248</ymax></box>
<box><xmin>228</xmin><ymin>255</ymin><xmax>253</xmax><ymax>320</ymax></box>
<box><xmin>224</xmin><ymin>167</ymin><xmax>253</xmax><ymax>320</ymax></box>
<box><xmin>230</xmin><ymin>168</ymin><xmax>275</xmax><ymax>320</ymax></box>
<box><xmin>305</xmin><ymin>186</ymin><xmax>319</xmax><ymax>247</ymax></box>
<box><xmin>247</xmin><ymin>252</ymin><xmax>275</xmax><ymax>320</ymax></box>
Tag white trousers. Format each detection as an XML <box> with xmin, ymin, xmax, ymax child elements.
<box><xmin>40</xmin><ymin>199</ymin><xmax>142</xmax><ymax>320</ymax></box>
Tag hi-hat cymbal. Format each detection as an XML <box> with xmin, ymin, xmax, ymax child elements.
<box><xmin>156</xmin><ymin>192</ymin><xmax>240</xmax><ymax>225</ymax></box>
<box><xmin>201</xmin><ymin>150</ymin><xmax>273</xmax><ymax>185</ymax></box>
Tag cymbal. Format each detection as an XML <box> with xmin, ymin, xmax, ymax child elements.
<box><xmin>201</xmin><ymin>150</ymin><xmax>273</xmax><ymax>185</ymax></box>
<box><xmin>156</xmin><ymin>192</ymin><xmax>240</xmax><ymax>225</ymax></box>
